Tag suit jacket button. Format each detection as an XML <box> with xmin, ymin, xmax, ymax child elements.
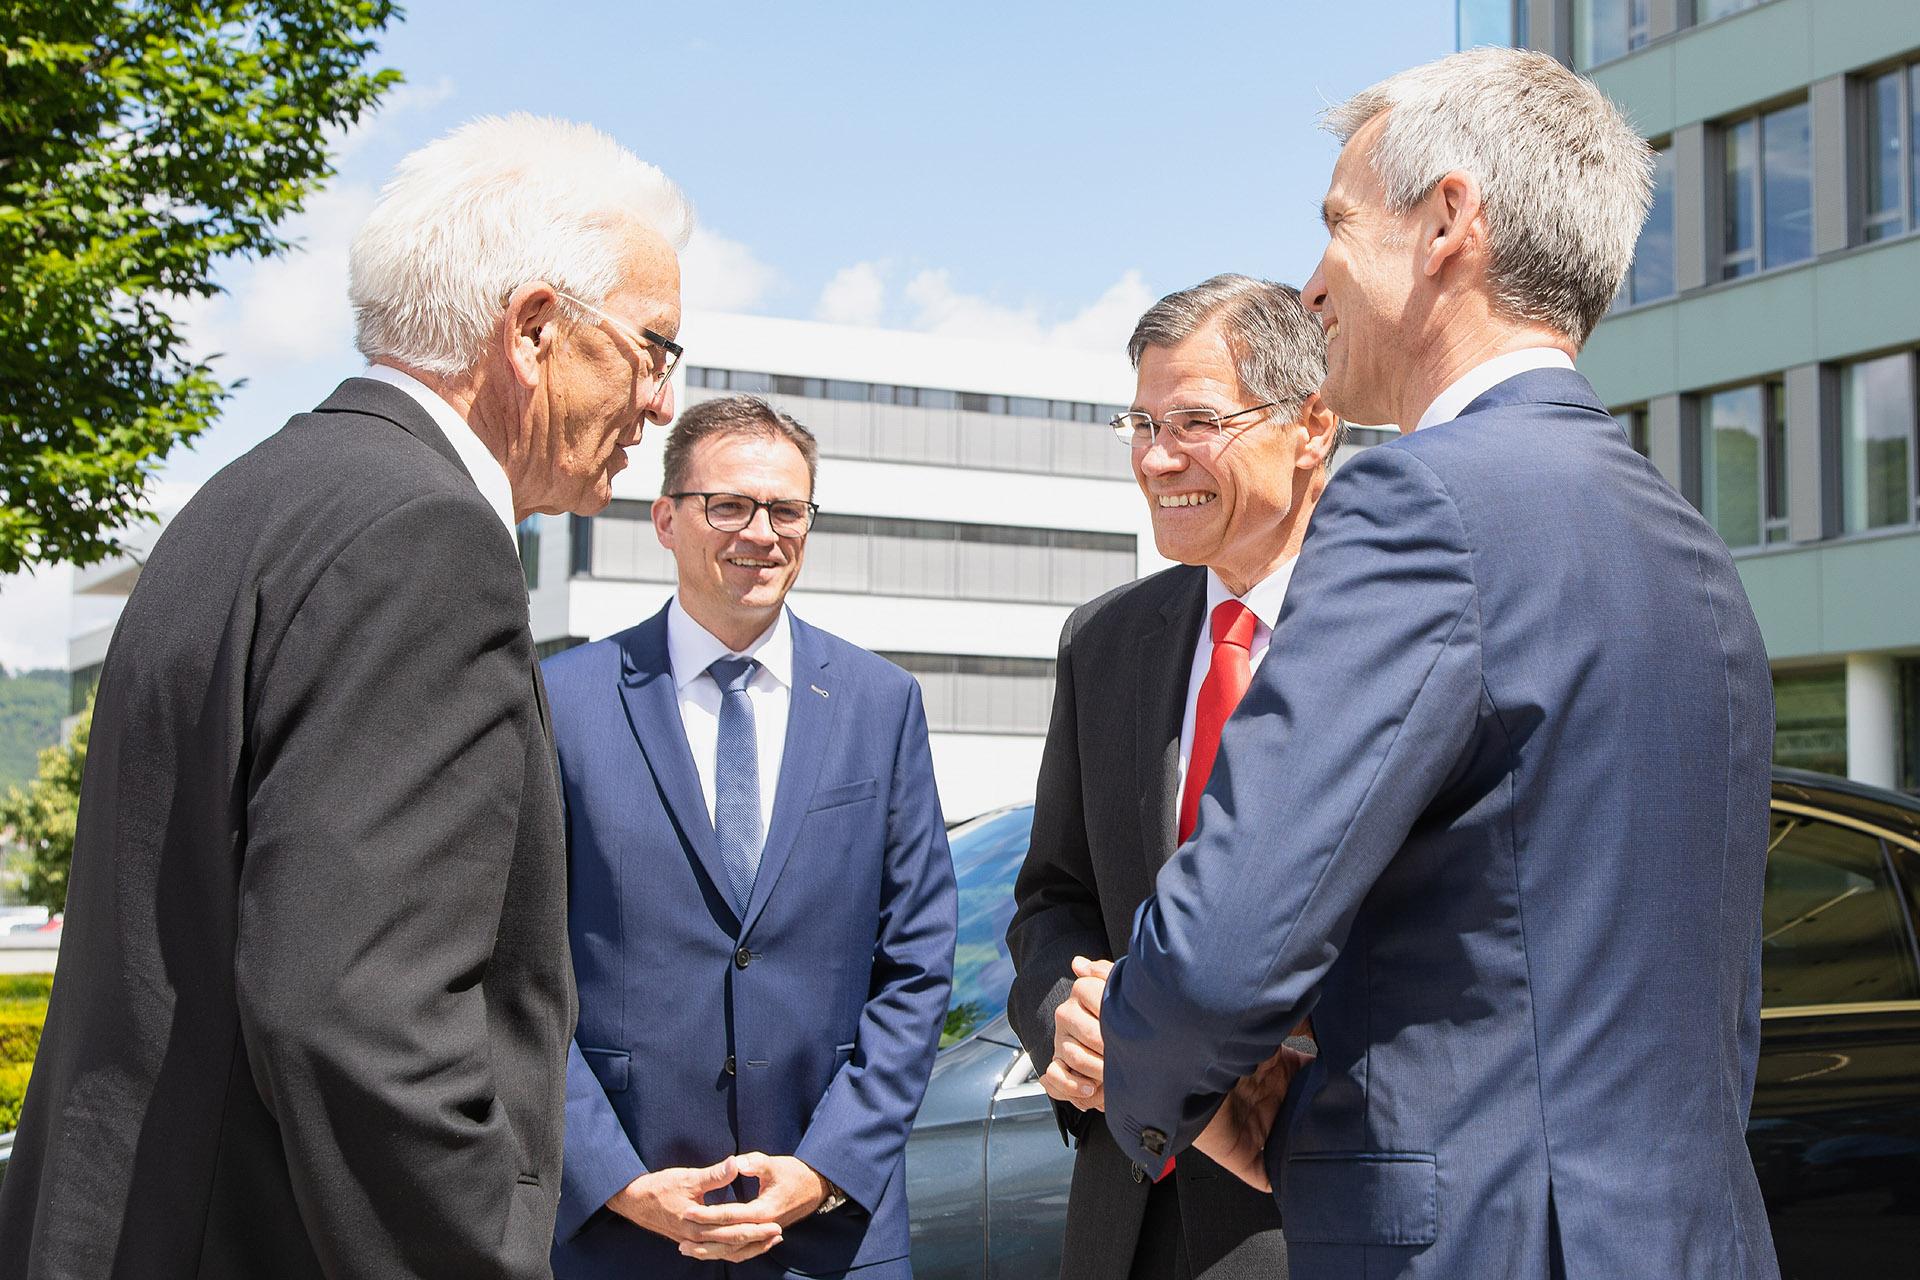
<box><xmin>735</xmin><ymin>946</ymin><xmax>752</xmax><ymax>969</ymax></box>
<box><xmin>1130</xmin><ymin>1163</ymin><xmax>1146</xmax><ymax>1183</ymax></box>
<box><xmin>724</xmin><ymin>1055</ymin><xmax>736</xmax><ymax>1076</ymax></box>
<box><xmin>1140</xmin><ymin>1128</ymin><xmax>1167</xmax><ymax>1157</ymax></box>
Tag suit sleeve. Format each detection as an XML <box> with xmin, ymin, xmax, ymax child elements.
<box><xmin>794</xmin><ymin>681</ymin><xmax>958</xmax><ymax>1214</ymax></box>
<box><xmin>1100</xmin><ymin>445</ymin><xmax>1484</xmax><ymax>1177</ymax></box>
<box><xmin>1003</xmin><ymin>609</ymin><xmax>1109</xmax><ymax>1144</ymax></box>
<box><xmin>556</xmin><ymin>1039</ymin><xmax>649</xmax><ymax>1240</ymax></box>
<box><xmin>237</xmin><ymin>492</ymin><xmax>551</xmax><ymax>1279</ymax></box>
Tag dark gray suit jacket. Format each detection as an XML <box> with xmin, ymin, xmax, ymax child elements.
<box><xmin>1006</xmin><ymin>564</ymin><xmax>1288</xmax><ymax>1280</ymax></box>
<box><xmin>0</xmin><ymin>378</ymin><xmax>576</xmax><ymax>1278</ymax></box>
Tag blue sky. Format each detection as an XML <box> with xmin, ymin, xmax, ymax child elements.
<box><xmin>1</xmin><ymin>1</ymin><xmax>1454</xmax><ymax>668</ymax></box>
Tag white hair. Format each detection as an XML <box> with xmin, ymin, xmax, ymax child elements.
<box><xmin>1324</xmin><ymin>47</ymin><xmax>1653</xmax><ymax>346</ymax></box>
<box><xmin>349</xmin><ymin>113</ymin><xmax>694</xmax><ymax>376</ymax></box>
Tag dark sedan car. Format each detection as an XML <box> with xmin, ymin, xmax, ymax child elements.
<box><xmin>905</xmin><ymin>768</ymin><xmax>1920</xmax><ymax>1280</ymax></box>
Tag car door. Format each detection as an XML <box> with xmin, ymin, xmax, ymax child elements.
<box><xmin>984</xmin><ymin>1046</ymin><xmax>1074</xmax><ymax>1279</ymax></box>
<box><xmin>1753</xmin><ymin>803</ymin><xmax>1920</xmax><ymax>1280</ymax></box>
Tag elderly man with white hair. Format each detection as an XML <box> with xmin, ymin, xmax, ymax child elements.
<box><xmin>0</xmin><ymin>115</ymin><xmax>689</xmax><ymax>1279</ymax></box>
<box><xmin>1093</xmin><ymin>48</ymin><xmax>1781</xmax><ymax>1280</ymax></box>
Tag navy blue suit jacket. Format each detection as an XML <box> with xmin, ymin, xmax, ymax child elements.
<box><xmin>543</xmin><ymin>605</ymin><xmax>957</xmax><ymax>1279</ymax></box>
<box><xmin>1101</xmin><ymin>370</ymin><xmax>1781</xmax><ymax>1280</ymax></box>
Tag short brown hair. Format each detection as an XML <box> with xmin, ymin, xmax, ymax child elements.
<box><xmin>661</xmin><ymin>394</ymin><xmax>820</xmax><ymax>497</ymax></box>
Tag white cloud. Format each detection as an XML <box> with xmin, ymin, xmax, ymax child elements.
<box><xmin>815</xmin><ymin>261</ymin><xmax>889</xmax><ymax>327</ymax></box>
<box><xmin>0</xmin><ymin>566</ymin><xmax>76</xmax><ymax>673</ymax></box>
<box><xmin>680</xmin><ymin>227</ymin><xmax>780</xmax><ymax>312</ymax></box>
<box><xmin>900</xmin><ymin>267</ymin><xmax>1155</xmax><ymax>353</ymax></box>
<box><xmin>327</xmin><ymin>74</ymin><xmax>458</xmax><ymax>162</ymax></box>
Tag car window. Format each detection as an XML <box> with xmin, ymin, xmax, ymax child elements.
<box><xmin>1762</xmin><ymin>812</ymin><xmax>1920</xmax><ymax>1009</ymax></box>
<box><xmin>941</xmin><ymin>805</ymin><xmax>1033</xmax><ymax>1047</ymax></box>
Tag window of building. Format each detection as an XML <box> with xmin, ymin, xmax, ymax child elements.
<box><xmin>1574</xmin><ymin>0</ymin><xmax>1650</xmax><ymax>68</ymax></box>
<box><xmin>880</xmin><ymin>652</ymin><xmax>1058</xmax><ymax>735</ymax></box>
<box><xmin>1622</xmin><ymin>145</ymin><xmax>1676</xmax><ymax>305</ymax></box>
<box><xmin>1722</xmin><ymin>101</ymin><xmax>1813</xmax><ymax>278</ymax></box>
<box><xmin>1761</xmin><ymin>813</ymin><xmax>1920</xmax><ymax>1010</ymax></box>
<box><xmin>1699</xmin><ymin>379</ymin><xmax>1788</xmax><ymax>549</ymax></box>
<box><xmin>1612</xmin><ymin>406</ymin><xmax>1650</xmax><ymax>458</ymax></box>
<box><xmin>1696</xmin><ymin>0</ymin><xmax>1770</xmax><ymax>24</ymax></box>
<box><xmin>1454</xmin><ymin>0</ymin><xmax>1526</xmax><ymax>50</ymax></box>
<box><xmin>1840</xmin><ymin>351</ymin><xmax>1918</xmax><ymax>534</ymax></box>
<box><xmin>1862</xmin><ymin>62</ymin><xmax>1920</xmax><ymax>244</ymax></box>
<box><xmin>69</xmin><ymin>662</ymin><xmax>103</xmax><ymax>718</ymax></box>
<box><xmin>516</xmin><ymin>517</ymin><xmax>541</xmax><ymax>590</ymax></box>
<box><xmin>1774</xmin><ymin>666</ymin><xmax>1848</xmax><ymax>777</ymax></box>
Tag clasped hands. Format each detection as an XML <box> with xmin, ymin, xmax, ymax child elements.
<box><xmin>606</xmin><ymin>1151</ymin><xmax>830</xmax><ymax>1263</ymax></box>
<box><xmin>1041</xmin><ymin>955</ymin><xmax>1312</xmax><ymax>1193</ymax></box>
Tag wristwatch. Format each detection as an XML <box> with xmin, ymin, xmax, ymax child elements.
<box><xmin>815</xmin><ymin>1177</ymin><xmax>849</xmax><ymax>1215</ymax></box>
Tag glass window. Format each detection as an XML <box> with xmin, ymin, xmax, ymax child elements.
<box><xmin>1612</xmin><ymin>407</ymin><xmax>1649</xmax><ymax>457</ymax></box>
<box><xmin>1774</xmin><ymin>667</ymin><xmax>1848</xmax><ymax>776</ymax></box>
<box><xmin>1697</xmin><ymin>0</ymin><xmax>1765</xmax><ymax>21</ymax></box>
<box><xmin>1455</xmin><ymin>0</ymin><xmax>1520</xmax><ymax>50</ymax></box>
<box><xmin>938</xmin><ymin>805</ymin><xmax>1034</xmax><ymax>1045</ymax></box>
<box><xmin>1862</xmin><ymin>64</ymin><xmax>1920</xmax><ymax>244</ymax></box>
<box><xmin>1761</xmin><ymin>814</ymin><xmax>1920</xmax><ymax>1009</ymax></box>
<box><xmin>1627</xmin><ymin>146</ymin><xmax>1676</xmax><ymax>304</ymax></box>
<box><xmin>1840</xmin><ymin>352</ymin><xmax>1916</xmax><ymax>534</ymax></box>
<box><xmin>1008</xmin><ymin>396</ymin><xmax>1048</xmax><ymax>419</ymax></box>
<box><xmin>1723</xmin><ymin>103</ymin><xmax>1813</xmax><ymax>278</ymax></box>
<box><xmin>1701</xmin><ymin>383</ymin><xmax>1779</xmax><ymax>550</ymax></box>
<box><xmin>1574</xmin><ymin>0</ymin><xmax>1648</xmax><ymax>68</ymax></box>
<box><xmin>516</xmin><ymin>517</ymin><xmax>541</xmax><ymax>590</ymax></box>
<box><xmin>918</xmin><ymin>387</ymin><xmax>957</xmax><ymax>410</ymax></box>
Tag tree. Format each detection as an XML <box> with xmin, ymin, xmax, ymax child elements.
<box><xmin>0</xmin><ymin>692</ymin><xmax>87</xmax><ymax>911</ymax></box>
<box><xmin>0</xmin><ymin>0</ymin><xmax>402</xmax><ymax>575</ymax></box>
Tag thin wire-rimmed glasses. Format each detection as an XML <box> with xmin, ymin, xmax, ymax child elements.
<box><xmin>1109</xmin><ymin>402</ymin><xmax>1279</xmax><ymax>447</ymax></box>
<box><xmin>667</xmin><ymin>491</ymin><xmax>820</xmax><ymax>538</ymax></box>
<box><xmin>553</xmin><ymin>289</ymin><xmax>684</xmax><ymax>389</ymax></box>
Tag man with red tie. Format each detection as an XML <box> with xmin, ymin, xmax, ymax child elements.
<box><xmin>1006</xmin><ymin>274</ymin><xmax>1339</xmax><ymax>1280</ymax></box>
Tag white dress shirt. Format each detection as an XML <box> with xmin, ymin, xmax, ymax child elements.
<box><xmin>1175</xmin><ymin>559</ymin><xmax>1298</xmax><ymax>803</ymax></box>
<box><xmin>361</xmin><ymin>363</ymin><xmax>517</xmax><ymax>536</ymax></box>
<box><xmin>667</xmin><ymin>595</ymin><xmax>792</xmax><ymax>834</ymax></box>
<box><xmin>1413</xmin><ymin>347</ymin><xmax>1576</xmax><ymax>432</ymax></box>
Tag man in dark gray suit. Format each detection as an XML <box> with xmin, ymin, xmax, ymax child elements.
<box><xmin>0</xmin><ymin>115</ymin><xmax>690</xmax><ymax>1279</ymax></box>
<box><xmin>1096</xmin><ymin>49</ymin><xmax>1781</xmax><ymax>1280</ymax></box>
<box><xmin>1005</xmin><ymin>275</ymin><xmax>1339</xmax><ymax>1280</ymax></box>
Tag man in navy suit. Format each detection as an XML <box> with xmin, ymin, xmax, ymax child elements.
<box><xmin>543</xmin><ymin>394</ymin><xmax>958</xmax><ymax>1278</ymax></box>
<box><xmin>1092</xmin><ymin>48</ymin><xmax>1782</xmax><ymax>1280</ymax></box>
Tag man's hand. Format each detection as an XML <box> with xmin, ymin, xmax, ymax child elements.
<box><xmin>1041</xmin><ymin>955</ymin><xmax>1112</xmax><ymax>1111</ymax></box>
<box><xmin>1191</xmin><ymin>1043</ymin><xmax>1315</xmax><ymax>1193</ymax></box>
<box><xmin>671</xmin><ymin>1152</ymin><xmax>830</xmax><ymax>1261</ymax></box>
<box><xmin>606</xmin><ymin>1158</ymin><xmax>783</xmax><ymax>1263</ymax></box>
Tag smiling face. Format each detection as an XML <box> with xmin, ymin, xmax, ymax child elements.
<box><xmin>1131</xmin><ymin>320</ymin><xmax>1316</xmax><ymax>594</ymax></box>
<box><xmin>1302</xmin><ymin>115</ymin><xmax>1426</xmax><ymax>428</ymax></box>
<box><xmin>653</xmin><ymin>431</ymin><xmax>811</xmax><ymax>650</ymax></box>
<box><xmin>520</xmin><ymin>228</ymin><xmax>683</xmax><ymax>516</ymax></box>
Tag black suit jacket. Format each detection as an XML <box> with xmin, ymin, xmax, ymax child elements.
<box><xmin>1005</xmin><ymin>565</ymin><xmax>1287</xmax><ymax>1280</ymax></box>
<box><xmin>0</xmin><ymin>378</ymin><xmax>576</xmax><ymax>1278</ymax></box>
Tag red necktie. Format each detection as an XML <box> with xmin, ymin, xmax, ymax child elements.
<box><xmin>1179</xmin><ymin>600</ymin><xmax>1258</xmax><ymax>844</ymax></box>
<box><xmin>1158</xmin><ymin>599</ymin><xmax>1256</xmax><ymax>1182</ymax></box>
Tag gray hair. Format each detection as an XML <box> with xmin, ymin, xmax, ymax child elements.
<box><xmin>1127</xmin><ymin>274</ymin><xmax>1343</xmax><ymax>460</ymax></box>
<box><xmin>663</xmin><ymin>395</ymin><xmax>820</xmax><ymax>499</ymax></box>
<box><xmin>1324</xmin><ymin>47</ymin><xmax>1653</xmax><ymax>346</ymax></box>
<box><xmin>350</xmin><ymin>114</ymin><xmax>694</xmax><ymax>376</ymax></box>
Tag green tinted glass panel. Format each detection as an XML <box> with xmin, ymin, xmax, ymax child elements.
<box><xmin>1774</xmin><ymin>667</ymin><xmax>1846</xmax><ymax>776</ymax></box>
<box><xmin>1704</xmin><ymin>385</ymin><xmax>1764</xmax><ymax>549</ymax></box>
<box><xmin>1841</xmin><ymin>354</ymin><xmax>1915</xmax><ymax>534</ymax></box>
<box><xmin>1762</xmin><ymin>815</ymin><xmax>1920</xmax><ymax>1008</ymax></box>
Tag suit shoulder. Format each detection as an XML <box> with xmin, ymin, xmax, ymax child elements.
<box><xmin>540</xmin><ymin>629</ymin><xmax>630</xmax><ymax>695</ymax></box>
<box><xmin>1064</xmin><ymin>564</ymin><xmax>1200</xmax><ymax>647</ymax></box>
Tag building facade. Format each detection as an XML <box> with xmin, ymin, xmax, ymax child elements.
<box><xmin>1463</xmin><ymin>0</ymin><xmax>1920</xmax><ymax>793</ymax></box>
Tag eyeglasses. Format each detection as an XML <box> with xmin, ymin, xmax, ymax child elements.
<box><xmin>553</xmin><ymin>290</ymin><xmax>684</xmax><ymax>389</ymax></box>
<box><xmin>1110</xmin><ymin>402</ymin><xmax>1279</xmax><ymax>447</ymax></box>
<box><xmin>668</xmin><ymin>491</ymin><xmax>820</xmax><ymax>537</ymax></box>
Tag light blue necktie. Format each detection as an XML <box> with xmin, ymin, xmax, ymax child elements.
<box><xmin>708</xmin><ymin>656</ymin><xmax>762</xmax><ymax>912</ymax></box>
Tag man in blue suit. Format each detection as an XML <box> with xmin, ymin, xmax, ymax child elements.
<box><xmin>543</xmin><ymin>394</ymin><xmax>958</xmax><ymax>1278</ymax></box>
<box><xmin>1093</xmin><ymin>48</ymin><xmax>1782</xmax><ymax>1280</ymax></box>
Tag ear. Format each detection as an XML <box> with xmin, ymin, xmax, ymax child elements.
<box><xmin>1421</xmin><ymin>170</ymin><xmax>1484</xmax><ymax>280</ymax></box>
<box><xmin>651</xmin><ymin>494</ymin><xmax>677</xmax><ymax>549</ymax></box>
<box><xmin>1295</xmin><ymin>394</ymin><xmax>1341</xmax><ymax>470</ymax></box>
<box><xmin>502</xmin><ymin>281</ymin><xmax>562</xmax><ymax>390</ymax></box>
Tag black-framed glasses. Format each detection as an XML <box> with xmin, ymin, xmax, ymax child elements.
<box><xmin>668</xmin><ymin>491</ymin><xmax>819</xmax><ymax>537</ymax></box>
<box><xmin>554</xmin><ymin>290</ymin><xmax>684</xmax><ymax>388</ymax></box>
<box><xmin>1109</xmin><ymin>402</ymin><xmax>1279</xmax><ymax>447</ymax></box>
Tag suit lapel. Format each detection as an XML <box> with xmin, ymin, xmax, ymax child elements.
<box><xmin>1136</xmin><ymin>568</ymin><xmax>1206</xmax><ymax>877</ymax></box>
<box><xmin>614</xmin><ymin>609</ymin><xmax>739</xmax><ymax>926</ymax></box>
<box><xmin>740</xmin><ymin>616</ymin><xmax>839</xmax><ymax>936</ymax></box>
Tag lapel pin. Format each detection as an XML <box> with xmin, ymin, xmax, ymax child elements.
<box><xmin>811</xmin><ymin>684</ymin><xmax>830</xmax><ymax>699</ymax></box>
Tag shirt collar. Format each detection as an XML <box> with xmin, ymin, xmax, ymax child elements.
<box><xmin>1413</xmin><ymin>347</ymin><xmax>1576</xmax><ymax>432</ymax></box>
<box><xmin>667</xmin><ymin>595</ymin><xmax>794</xmax><ymax>691</ymax></box>
<box><xmin>361</xmin><ymin>364</ymin><xmax>517</xmax><ymax>535</ymax></box>
<box><xmin>1203</xmin><ymin>557</ymin><xmax>1296</xmax><ymax>633</ymax></box>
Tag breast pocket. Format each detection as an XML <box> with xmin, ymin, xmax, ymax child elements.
<box><xmin>808</xmin><ymin>777</ymin><xmax>878</xmax><ymax>813</ymax></box>
<box><xmin>1281</xmin><ymin>1151</ymin><xmax>1437</xmax><ymax>1246</ymax></box>
<box><xmin>579</xmin><ymin>1047</ymin><xmax>630</xmax><ymax>1094</ymax></box>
